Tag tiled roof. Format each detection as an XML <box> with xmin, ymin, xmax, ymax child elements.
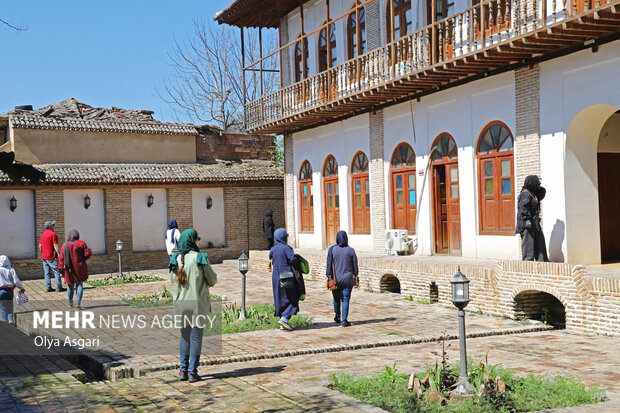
<box><xmin>1</xmin><ymin>98</ymin><xmax>197</xmax><ymax>135</ymax></box>
<box><xmin>0</xmin><ymin>161</ymin><xmax>282</xmax><ymax>186</ymax></box>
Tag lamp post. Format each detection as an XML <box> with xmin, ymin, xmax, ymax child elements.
<box><xmin>451</xmin><ymin>266</ymin><xmax>474</xmax><ymax>396</ymax></box>
<box><xmin>116</xmin><ymin>240</ymin><xmax>124</xmax><ymax>278</ymax></box>
<box><xmin>238</xmin><ymin>252</ymin><xmax>249</xmax><ymax>320</ymax></box>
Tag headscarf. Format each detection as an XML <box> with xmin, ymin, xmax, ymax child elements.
<box><xmin>522</xmin><ymin>175</ymin><xmax>546</xmax><ymax>201</ymax></box>
<box><xmin>0</xmin><ymin>255</ymin><xmax>10</xmax><ymax>268</ymax></box>
<box><xmin>63</xmin><ymin>230</ymin><xmax>80</xmax><ymax>273</ymax></box>
<box><xmin>169</xmin><ymin>229</ymin><xmax>208</xmax><ymax>272</ymax></box>
<box><xmin>274</xmin><ymin>228</ymin><xmax>288</xmax><ymax>245</ymax></box>
<box><xmin>265</xmin><ymin>210</ymin><xmax>273</xmax><ymax>217</ymax></box>
<box><xmin>168</xmin><ymin>219</ymin><xmax>178</xmax><ymax>229</ymax></box>
<box><xmin>326</xmin><ymin>230</ymin><xmax>348</xmax><ymax>278</ymax></box>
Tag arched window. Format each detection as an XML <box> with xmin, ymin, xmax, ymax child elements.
<box><xmin>390</xmin><ymin>143</ymin><xmax>416</xmax><ymax>233</ymax></box>
<box><xmin>347</xmin><ymin>4</ymin><xmax>366</xmax><ymax>59</ymax></box>
<box><xmin>299</xmin><ymin>161</ymin><xmax>314</xmax><ymax>232</ymax></box>
<box><xmin>323</xmin><ymin>155</ymin><xmax>340</xmax><ymax>246</ymax></box>
<box><xmin>318</xmin><ymin>23</ymin><xmax>336</xmax><ymax>72</ymax></box>
<box><xmin>351</xmin><ymin>152</ymin><xmax>370</xmax><ymax>234</ymax></box>
<box><xmin>387</xmin><ymin>0</ymin><xmax>412</xmax><ymax>41</ymax></box>
<box><xmin>477</xmin><ymin>122</ymin><xmax>515</xmax><ymax>235</ymax></box>
<box><xmin>294</xmin><ymin>36</ymin><xmax>309</xmax><ymax>83</ymax></box>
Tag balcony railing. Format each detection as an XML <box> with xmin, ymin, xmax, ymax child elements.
<box><xmin>246</xmin><ymin>0</ymin><xmax>619</xmax><ymax>133</ymax></box>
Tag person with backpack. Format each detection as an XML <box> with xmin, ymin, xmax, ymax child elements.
<box><xmin>165</xmin><ymin>219</ymin><xmax>181</xmax><ymax>258</ymax></box>
<box><xmin>58</xmin><ymin>230</ymin><xmax>92</xmax><ymax>309</ymax></box>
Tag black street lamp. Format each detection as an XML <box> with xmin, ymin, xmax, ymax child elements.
<box><xmin>84</xmin><ymin>194</ymin><xmax>91</xmax><ymax>209</ymax></box>
<box><xmin>451</xmin><ymin>266</ymin><xmax>474</xmax><ymax>396</ymax></box>
<box><xmin>9</xmin><ymin>196</ymin><xmax>17</xmax><ymax>212</ymax></box>
<box><xmin>206</xmin><ymin>196</ymin><xmax>213</xmax><ymax>209</ymax></box>
<box><xmin>238</xmin><ymin>252</ymin><xmax>249</xmax><ymax>320</ymax></box>
<box><xmin>116</xmin><ymin>239</ymin><xmax>124</xmax><ymax>278</ymax></box>
<box><xmin>147</xmin><ymin>193</ymin><xmax>154</xmax><ymax>208</ymax></box>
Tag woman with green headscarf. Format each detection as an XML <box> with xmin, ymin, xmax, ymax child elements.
<box><xmin>169</xmin><ymin>229</ymin><xmax>217</xmax><ymax>383</ymax></box>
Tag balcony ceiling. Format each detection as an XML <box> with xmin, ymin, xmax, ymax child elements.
<box><xmin>215</xmin><ymin>0</ymin><xmax>312</xmax><ymax>28</ymax></box>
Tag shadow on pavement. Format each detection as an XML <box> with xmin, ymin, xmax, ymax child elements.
<box><xmin>300</xmin><ymin>317</ymin><xmax>397</xmax><ymax>330</ymax></box>
<box><xmin>205</xmin><ymin>365</ymin><xmax>286</xmax><ymax>379</ymax></box>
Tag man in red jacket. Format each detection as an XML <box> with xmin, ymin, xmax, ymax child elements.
<box><xmin>39</xmin><ymin>220</ymin><xmax>65</xmax><ymax>293</ymax></box>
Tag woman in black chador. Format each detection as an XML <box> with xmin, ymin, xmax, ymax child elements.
<box><xmin>263</xmin><ymin>210</ymin><xmax>275</xmax><ymax>249</ymax></box>
<box><xmin>516</xmin><ymin>175</ymin><xmax>549</xmax><ymax>261</ymax></box>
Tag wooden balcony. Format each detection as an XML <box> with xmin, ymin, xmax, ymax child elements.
<box><xmin>245</xmin><ymin>0</ymin><xmax>620</xmax><ymax>134</ymax></box>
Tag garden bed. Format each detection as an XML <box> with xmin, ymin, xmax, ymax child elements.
<box><xmin>209</xmin><ymin>303</ymin><xmax>312</xmax><ymax>335</ymax></box>
<box><xmin>86</xmin><ymin>273</ymin><xmax>164</xmax><ymax>287</ymax></box>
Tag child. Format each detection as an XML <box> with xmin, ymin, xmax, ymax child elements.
<box><xmin>0</xmin><ymin>255</ymin><xmax>25</xmax><ymax>324</ymax></box>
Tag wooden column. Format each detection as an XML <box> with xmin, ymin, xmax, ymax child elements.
<box><xmin>355</xmin><ymin>1</ymin><xmax>361</xmax><ymax>83</ymax></box>
<box><xmin>259</xmin><ymin>25</ymin><xmax>264</xmax><ymax>123</ymax></box>
<box><xmin>389</xmin><ymin>0</ymin><xmax>395</xmax><ymax>72</ymax></box>
<box><xmin>241</xmin><ymin>27</ymin><xmax>247</xmax><ymax>131</ymax></box>
<box><xmin>300</xmin><ymin>0</ymin><xmax>306</xmax><ymax>104</ymax></box>
<box><xmin>326</xmin><ymin>0</ymin><xmax>331</xmax><ymax>99</ymax></box>
<box><xmin>431</xmin><ymin>0</ymin><xmax>437</xmax><ymax>64</ymax></box>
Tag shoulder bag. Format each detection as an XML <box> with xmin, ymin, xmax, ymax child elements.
<box><xmin>274</xmin><ymin>254</ymin><xmax>295</xmax><ymax>290</ymax></box>
<box><xmin>327</xmin><ymin>261</ymin><xmax>338</xmax><ymax>291</ymax></box>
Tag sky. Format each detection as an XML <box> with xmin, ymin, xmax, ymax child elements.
<box><xmin>1</xmin><ymin>1</ymin><xmax>232</xmax><ymax>124</ymax></box>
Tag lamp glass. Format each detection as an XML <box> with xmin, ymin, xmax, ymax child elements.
<box><xmin>238</xmin><ymin>253</ymin><xmax>249</xmax><ymax>273</ymax></box>
<box><xmin>116</xmin><ymin>239</ymin><xmax>123</xmax><ymax>251</ymax></box>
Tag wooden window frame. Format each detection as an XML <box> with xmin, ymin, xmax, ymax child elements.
<box><xmin>323</xmin><ymin>155</ymin><xmax>340</xmax><ymax>246</ymax></box>
<box><xmin>318</xmin><ymin>23</ymin><xmax>337</xmax><ymax>73</ymax></box>
<box><xmin>299</xmin><ymin>160</ymin><xmax>314</xmax><ymax>233</ymax></box>
<box><xmin>387</xmin><ymin>0</ymin><xmax>413</xmax><ymax>41</ymax></box>
<box><xmin>476</xmin><ymin>121</ymin><xmax>515</xmax><ymax>236</ymax></box>
<box><xmin>347</xmin><ymin>4</ymin><xmax>366</xmax><ymax>60</ymax></box>
<box><xmin>294</xmin><ymin>36</ymin><xmax>309</xmax><ymax>83</ymax></box>
<box><xmin>351</xmin><ymin>151</ymin><xmax>370</xmax><ymax>234</ymax></box>
<box><xmin>390</xmin><ymin>143</ymin><xmax>417</xmax><ymax>234</ymax></box>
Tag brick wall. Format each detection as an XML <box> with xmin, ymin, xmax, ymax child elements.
<box><xmin>12</xmin><ymin>183</ymin><xmax>284</xmax><ymax>279</ymax></box>
<box><xmin>366</xmin><ymin>0</ymin><xmax>382</xmax><ymax>51</ymax></box>
<box><xmin>196</xmin><ymin>127</ymin><xmax>274</xmax><ymax>162</ymax></box>
<box><xmin>514</xmin><ymin>65</ymin><xmax>541</xmax><ymax>190</ymax></box>
<box><xmin>369</xmin><ymin>110</ymin><xmax>387</xmax><ymax>251</ymax></box>
<box><xmin>250</xmin><ymin>250</ymin><xmax>620</xmax><ymax>336</ymax></box>
<box><xmin>284</xmin><ymin>133</ymin><xmax>297</xmax><ymax>247</ymax></box>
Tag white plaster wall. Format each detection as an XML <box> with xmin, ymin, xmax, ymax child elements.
<box><xmin>63</xmin><ymin>189</ymin><xmax>105</xmax><ymax>254</ymax></box>
<box><xmin>192</xmin><ymin>188</ymin><xmax>226</xmax><ymax>248</ymax></box>
<box><xmin>0</xmin><ymin>190</ymin><xmax>35</xmax><ymax>258</ymax></box>
<box><xmin>540</xmin><ymin>39</ymin><xmax>620</xmax><ymax>264</ymax></box>
<box><xmin>131</xmin><ymin>188</ymin><xmax>167</xmax><ymax>252</ymax></box>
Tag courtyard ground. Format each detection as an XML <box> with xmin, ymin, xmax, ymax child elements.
<box><xmin>1</xmin><ymin>260</ymin><xmax>619</xmax><ymax>412</ymax></box>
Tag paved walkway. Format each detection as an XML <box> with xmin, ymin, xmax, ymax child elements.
<box><xmin>1</xmin><ymin>260</ymin><xmax>619</xmax><ymax>412</ymax></box>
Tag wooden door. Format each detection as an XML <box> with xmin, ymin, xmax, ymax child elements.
<box><xmin>432</xmin><ymin>163</ymin><xmax>461</xmax><ymax>254</ymax></box>
<box><xmin>598</xmin><ymin>153</ymin><xmax>620</xmax><ymax>262</ymax></box>
<box><xmin>324</xmin><ymin>177</ymin><xmax>340</xmax><ymax>246</ymax></box>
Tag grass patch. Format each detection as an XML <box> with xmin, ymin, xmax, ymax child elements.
<box><xmin>417</xmin><ymin>299</ymin><xmax>431</xmax><ymax>305</ymax></box>
<box><xmin>120</xmin><ymin>287</ymin><xmax>225</xmax><ymax>308</ymax></box>
<box><xmin>86</xmin><ymin>273</ymin><xmax>164</xmax><ymax>287</ymax></box>
<box><xmin>328</xmin><ymin>360</ymin><xmax>605</xmax><ymax>413</ymax></box>
<box><xmin>205</xmin><ymin>303</ymin><xmax>312</xmax><ymax>335</ymax></box>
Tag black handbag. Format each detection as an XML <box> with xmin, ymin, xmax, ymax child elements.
<box><xmin>274</xmin><ymin>259</ymin><xmax>295</xmax><ymax>290</ymax></box>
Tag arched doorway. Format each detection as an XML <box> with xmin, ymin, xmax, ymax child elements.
<box><xmin>323</xmin><ymin>155</ymin><xmax>340</xmax><ymax>246</ymax></box>
<box><xmin>431</xmin><ymin>134</ymin><xmax>461</xmax><ymax>255</ymax></box>
<box><xmin>565</xmin><ymin>104</ymin><xmax>620</xmax><ymax>263</ymax></box>
<box><xmin>513</xmin><ymin>290</ymin><xmax>566</xmax><ymax>328</ymax></box>
<box><xmin>390</xmin><ymin>143</ymin><xmax>416</xmax><ymax>234</ymax></box>
<box><xmin>379</xmin><ymin>274</ymin><xmax>401</xmax><ymax>293</ymax></box>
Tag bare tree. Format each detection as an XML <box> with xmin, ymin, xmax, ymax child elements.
<box><xmin>1</xmin><ymin>17</ymin><xmax>27</xmax><ymax>31</ymax></box>
<box><xmin>160</xmin><ymin>19</ymin><xmax>278</xmax><ymax>131</ymax></box>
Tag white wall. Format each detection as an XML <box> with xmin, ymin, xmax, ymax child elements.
<box><xmin>192</xmin><ymin>188</ymin><xmax>226</xmax><ymax>248</ymax></box>
<box><xmin>540</xmin><ymin>40</ymin><xmax>620</xmax><ymax>264</ymax></box>
<box><xmin>63</xmin><ymin>189</ymin><xmax>106</xmax><ymax>254</ymax></box>
<box><xmin>0</xmin><ymin>190</ymin><xmax>35</xmax><ymax>258</ymax></box>
<box><xmin>131</xmin><ymin>188</ymin><xmax>167</xmax><ymax>252</ymax></box>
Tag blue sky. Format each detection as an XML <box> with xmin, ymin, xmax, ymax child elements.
<box><xmin>1</xmin><ymin>1</ymin><xmax>231</xmax><ymax>123</ymax></box>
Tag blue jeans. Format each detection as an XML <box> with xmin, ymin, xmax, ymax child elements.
<box><xmin>68</xmin><ymin>283</ymin><xmax>83</xmax><ymax>306</ymax></box>
<box><xmin>332</xmin><ymin>287</ymin><xmax>353</xmax><ymax>322</ymax></box>
<box><xmin>180</xmin><ymin>326</ymin><xmax>204</xmax><ymax>373</ymax></box>
<box><xmin>43</xmin><ymin>260</ymin><xmax>62</xmax><ymax>290</ymax></box>
<box><xmin>0</xmin><ymin>289</ymin><xmax>15</xmax><ymax>322</ymax></box>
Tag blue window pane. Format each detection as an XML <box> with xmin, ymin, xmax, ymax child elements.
<box><xmin>355</xmin><ymin>180</ymin><xmax>361</xmax><ymax>193</ymax></box>
<box><xmin>502</xmin><ymin>178</ymin><xmax>512</xmax><ymax>195</ymax></box>
<box><xmin>303</xmin><ymin>185</ymin><xmax>307</xmax><ymax>195</ymax></box>
<box><xmin>409</xmin><ymin>190</ymin><xmax>416</xmax><ymax>205</ymax></box>
<box><xmin>327</xmin><ymin>183</ymin><xmax>332</xmax><ymax>195</ymax></box>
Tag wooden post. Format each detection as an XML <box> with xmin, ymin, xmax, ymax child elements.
<box><xmin>278</xmin><ymin>26</ymin><xmax>284</xmax><ymax>114</ymax></box>
<box><xmin>326</xmin><ymin>0</ymin><xmax>331</xmax><ymax>99</ymax></box>
<box><xmin>389</xmin><ymin>0</ymin><xmax>395</xmax><ymax>73</ymax></box>
<box><xmin>241</xmin><ymin>27</ymin><xmax>247</xmax><ymax>131</ymax></box>
<box><xmin>259</xmin><ymin>25</ymin><xmax>264</xmax><ymax>123</ymax></box>
<box><xmin>355</xmin><ymin>1</ymin><xmax>361</xmax><ymax>85</ymax></box>
<box><xmin>300</xmin><ymin>0</ymin><xmax>306</xmax><ymax>104</ymax></box>
<box><xmin>542</xmin><ymin>0</ymin><xmax>548</xmax><ymax>26</ymax></box>
<box><xmin>480</xmin><ymin>0</ymin><xmax>485</xmax><ymax>45</ymax></box>
<box><xmin>432</xmin><ymin>0</ymin><xmax>437</xmax><ymax>64</ymax></box>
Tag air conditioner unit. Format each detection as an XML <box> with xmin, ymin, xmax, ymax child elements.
<box><xmin>385</xmin><ymin>229</ymin><xmax>410</xmax><ymax>255</ymax></box>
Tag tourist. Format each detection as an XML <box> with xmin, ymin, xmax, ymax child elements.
<box><xmin>165</xmin><ymin>219</ymin><xmax>181</xmax><ymax>258</ymax></box>
<box><xmin>326</xmin><ymin>231</ymin><xmax>359</xmax><ymax>327</ymax></box>
<box><xmin>169</xmin><ymin>229</ymin><xmax>217</xmax><ymax>383</ymax></box>
<box><xmin>39</xmin><ymin>220</ymin><xmax>65</xmax><ymax>292</ymax></box>
<box><xmin>269</xmin><ymin>228</ymin><xmax>300</xmax><ymax>331</ymax></box>
<box><xmin>516</xmin><ymin>175</ymin><xmax>549</xmax><ymax>261</ymax></box>
<box><xmin>58</xmin><ymin>230</ymin><xmax>92</xmax><ymax>309</ymax></box>
<box><xmin>263</xmin><ymin>210</ymin><xmax>275</xmax><ymax>249</ymax></box>
<box><xmin>0</xmin><ymin>255</ymin><xmax>25</xmax><ymax>324</ymax></box>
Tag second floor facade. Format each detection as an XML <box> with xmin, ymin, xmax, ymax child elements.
<box><xmin>216</xmin><ymin>0</ymin><xmax>620</xmax><ymax>133</ymax></box>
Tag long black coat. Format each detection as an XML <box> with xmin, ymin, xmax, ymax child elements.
<box><xmin>516</xmin><ymin>176</ymin><xmax>546</xmax><ymax>234</ymax></box>
<box><xmin>263</xmin><ymin>210</ymin><xmax>275</xmax><ymax>239</ymax></box>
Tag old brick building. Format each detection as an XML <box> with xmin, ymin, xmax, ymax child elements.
<box><xmin>0</xmin><ymin>99</ymin><xmax>284</xmax><ymax>278</ymax></box>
